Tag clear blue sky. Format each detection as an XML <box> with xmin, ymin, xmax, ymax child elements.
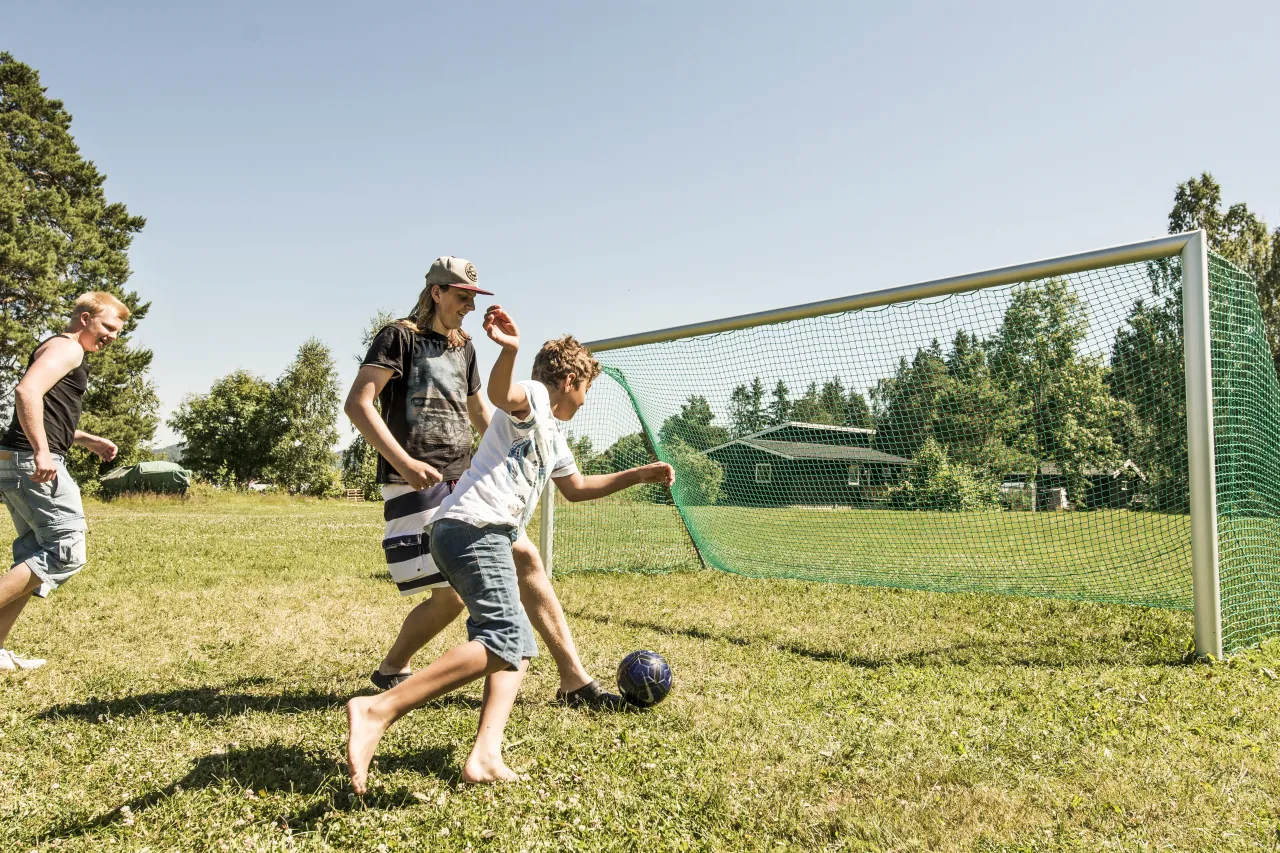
<box><xmin>7</xmin><ymin>1</ymin><xmax>1279</xmax><ymax>445</ymax></box>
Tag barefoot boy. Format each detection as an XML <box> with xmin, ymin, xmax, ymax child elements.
<box><xmin>347</xmin><ymin>307</ymin><xmax>673</xmax><ymax>789</ymax></box>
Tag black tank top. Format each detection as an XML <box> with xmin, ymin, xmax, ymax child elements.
<box><xmin>1</xmin><ymin>335</ymin><xmax>90</xmax><ymax>456</ymax></box>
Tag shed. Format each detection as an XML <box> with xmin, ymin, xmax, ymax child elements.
<box><xmin>99</xmin><ymin>461</ymin><xmax>192</xmax><ymax>497</ymax></box>
<box><xmin>703</xmin><ymin>422</ymin><xmax>913</xmax><ymax>507</ymax></box>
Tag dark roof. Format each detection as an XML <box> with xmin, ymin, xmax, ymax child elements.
<box><xmin>708</xmin><ymin>438</ymin><xmax>912</xmax><ymax>465</ymax></box>
<box><xmin>702</xmin><ymin>421</ymin><xmax>876</xmax><ymax>457</ymax></box>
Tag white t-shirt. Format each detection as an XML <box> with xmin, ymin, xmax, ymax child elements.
<box><xmin>433</xmin><ymin>380</ymin><xmax>577</xmax><ymax>533</ymax></box>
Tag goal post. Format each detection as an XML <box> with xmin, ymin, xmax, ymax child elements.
<box><xmin>545</xmin><ymin>230</ymin><xmax>1278</xmax><ymax>657</ymax></box>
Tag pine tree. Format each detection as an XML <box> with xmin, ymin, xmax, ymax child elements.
<box><xmin>0</xmin><ymin>53</ymin><xmax>156</xmax><ymax>486</ymax></box>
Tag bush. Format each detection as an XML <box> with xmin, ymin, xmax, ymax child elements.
<box><xmin>889</xmin><ymin>438</ymin><xmax>1001</xmax><ymax>512</ymax></box>
<box><xmin>666</xmin><ymin>436</ymin><xmax>724</xmax><ymax>506</ymax></box>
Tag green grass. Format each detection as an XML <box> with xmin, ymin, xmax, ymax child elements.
<box><xmin>4</xmin><ymin>494</ymin><xmax>1280</xmax><ymax>851</ymax></box>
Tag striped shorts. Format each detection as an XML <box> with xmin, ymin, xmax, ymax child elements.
<box><xmin>381</xmin><ymin>481</ymin><xmax>456</xmax><ymax>596</ymax></box>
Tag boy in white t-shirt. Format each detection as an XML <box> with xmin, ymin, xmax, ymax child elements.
<box><xmin>346</xmin><ymin>307</ymin><xmax>674</xmax><ymax>790</ymax></box>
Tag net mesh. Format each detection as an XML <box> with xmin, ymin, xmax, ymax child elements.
<box><xmin>551</xmin><ymin>252</ymin><xmax>1280</xmax><ymax>653</ymax></box>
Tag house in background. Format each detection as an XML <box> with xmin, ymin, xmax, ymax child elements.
<box><xmin>703</xmin><ymin>421</ymin><xmax>913</xmax><ymax>507</ymax></box>
<box><xmin>1000</xmin><ymin>459</ymin><xmax>1148</xmax><ymax>510</ymax></box>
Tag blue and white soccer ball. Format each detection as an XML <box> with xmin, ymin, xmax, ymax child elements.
<box><xmin>617</xmin><ymin>650</ymin><xmax>673</xmax><ymax>708</ymax></box>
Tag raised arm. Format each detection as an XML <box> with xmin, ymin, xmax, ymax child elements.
<box><xmin>554</xmin><ymin>462</ymin><xmax>675</xmax><ymax>503</ymax></box>
<box><xmin>14</xmin><ymin>337</ymin><xmax>84</xmax><ymax>482</ymax></box>
<box><xmin>482</xmin><ymin>305</ymin><xmax>529</xmax><ymax>419</ymax></box>
<box><xmin>344</xmin><ymin>364</ymin><xmax>442</xmax><ymax>490</ymax></box>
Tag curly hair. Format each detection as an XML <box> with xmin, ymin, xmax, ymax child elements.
<box><xmin>532</xmin><ymin>335</ymin><xmax>602</xmax><ymax>389</ymax></box>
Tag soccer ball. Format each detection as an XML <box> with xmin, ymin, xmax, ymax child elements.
<box><xmin>616</xmin><ymin>650</ymin><xmax>673</xmax><ymax>708</ymax></box>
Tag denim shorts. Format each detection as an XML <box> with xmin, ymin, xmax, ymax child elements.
<box><xmin>428</xmin><ymin>518</ymin><xmax>537</xmax><ymax>670</ymax></box>
<box><xmin>0</xmin><ymin>448</ymin><xmax>88</xmax><ymax>598</ymax></box>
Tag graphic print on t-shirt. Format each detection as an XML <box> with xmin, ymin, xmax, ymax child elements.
<box><xmin>403</xmin><ymin>340</ymin><xmax>472</xmax><ymax>465</ymax></box>
<box><xmin>503</xmin><ymin>431</ymin><xmax>547</xmax><ymax>522</ymax></box>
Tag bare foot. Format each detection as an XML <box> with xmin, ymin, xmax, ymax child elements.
<box><xmin>346</xmin><ymin>696</ymin><xmax>386</xmax><ymax>794</ymax></box>
<box><xmin>461</xmin><ymin>751</ymin><xmax>521</xmax><ymax>784</ymax></box>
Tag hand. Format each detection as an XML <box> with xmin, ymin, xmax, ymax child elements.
<box><xmin>31</xmin><ymin>450</ymin><xmax>57</xmax><ymax>483</ymax></box>
<box><xmin>399</xmin><ymin>459</ymin><xmax>443</xmax><ymax>491</ymax></box>
<box><xmin>637</xmin><ymin>462</ymin><xmax>675</xmax><ymax>487</ymax></box>
<box><xmin>483</xmin><ymin>306</ymin><xmax>520</xmax><ymax>351</ymax></box>
<box><xmin>89</xmin><ymin>437</ymin><xmax>118</xmax><ymax>462</ymax></box>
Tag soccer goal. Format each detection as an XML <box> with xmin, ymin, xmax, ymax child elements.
<box><xmin>539</xmin><ymin>231</ymin><xmax>1280</xmax><ymax>658</ymax></box>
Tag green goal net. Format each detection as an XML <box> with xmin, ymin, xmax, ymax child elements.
<box><xmin>548</xmin><ymin>243</ymin><xmax>1280</xmax><ymax>654</ymax></box>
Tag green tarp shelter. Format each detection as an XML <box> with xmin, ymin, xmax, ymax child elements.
<box><xmin>99</xmin><ymin>461</ymin><xmax>191</xmax><ymax>497</ymax></box>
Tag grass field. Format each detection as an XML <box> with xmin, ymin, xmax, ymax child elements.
<box><xmin>3</xmin><ymin>494</ymin><xmax>1280</xmax><ymax>851</ymax></box>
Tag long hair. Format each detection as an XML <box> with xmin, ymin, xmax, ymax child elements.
<box><xmin>397</xmin><ymin>283</ymin><xmax>471</xmax><ymax>349</ymax></box>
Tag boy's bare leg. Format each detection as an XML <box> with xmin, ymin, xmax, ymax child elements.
<box><xmin>462</xmin><ymin>660</ymin><xmax>529</xmax><ymax>784</ymax></box>
<box><xmin>512</xmin><ymin>536</ymin><xmax>592</xmax><ymax>693</ymax></box>
<box><xmin>0</xmin><ymin>564</ymin><xmax>40</xmax><ymax>648</ymax></box>
<box><xmin>377</xmin><ymin>586</ymin><xmax>465</xmax><ymax>676</ymax></box>
<box><xmin>347</xmin><ymin>640</ymin><xmax>508</xmax><ymax>793</ymax></box>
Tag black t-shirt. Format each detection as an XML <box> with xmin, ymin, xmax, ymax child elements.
<box><xmin>1</xmin><ymin>335</ymin><xmax>90</xmax><ymax>457</ymax></box>
<box><xmin>362</xmin><ymin>323</ymin><xmax>481</xmax><ymax>485</ymax></box>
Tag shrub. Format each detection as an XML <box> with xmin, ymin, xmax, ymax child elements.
<box><xmin>889</xmin><ymin>438</ymin><xmax>1001</xmax><ymax>512</ymax></box>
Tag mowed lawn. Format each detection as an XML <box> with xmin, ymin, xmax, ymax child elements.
<box><xmin>3</xmin><ymin>495</ymin><xmax>1280</xmax><ymax>852</ymax></box>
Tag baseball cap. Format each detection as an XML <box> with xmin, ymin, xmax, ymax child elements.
<box><xmin>424</xmin><ymin>256</ymin><xmax>494</xmax><ymax>295</ymax></box>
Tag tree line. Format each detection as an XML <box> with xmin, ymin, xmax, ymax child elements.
<box><xmin>3</xmin><ymin>47</ymin><xmax>1277</xmax><ymax>501</ymax></box>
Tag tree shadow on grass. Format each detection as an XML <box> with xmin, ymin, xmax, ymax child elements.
<box><xmin>37</xmin><ymin>677</ymin><xmax>482</xmax><ymax>722</ymax></box>
<box><xmin>41</xmin><ymin>741</ymin><xmax>460</xmax><ymax>841</ymax></box>
<box><xmin>566</xmin><ymin>609</ymin><xmax>1188</xmax><ymax>669</ymax></box>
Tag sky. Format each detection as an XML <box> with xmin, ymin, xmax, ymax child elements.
<box><xmin>6</xmin><ymin>0</ymin><xmax>1280</xmax><ymax>447</ymax></box>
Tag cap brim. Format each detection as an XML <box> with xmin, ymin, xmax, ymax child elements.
<box><xmin>449</xmin><ymin>282</ymin><xmax>495</xmax><ymax>296</ymax></box>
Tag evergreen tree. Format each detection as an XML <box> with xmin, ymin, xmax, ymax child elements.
<box><xmin>845</xmin><ymin>389</ymin><xmax>872</xmax><ymax>429</ymax></box>
<box><xmin>0</xmin><ymin>52</ymin><xmax>156</xmax><ymax>484</ymax></box>
<box><xmin>766</xmin><ymin>380</ymin><xmax>792</xmax><ymax>425</ymax></box>
<box><xmin>727</xmin><ymin>376</ymin><xmax>766</xmax><ymax>437</ymax></box>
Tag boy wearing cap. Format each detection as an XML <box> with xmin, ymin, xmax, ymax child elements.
<box><xmin>347</xmin><ymin>257</ymin><xmax>628</xmax><ymax>711</ymax></box>
<box><xmin>346</xmin><ymin>307</ymin><xmax>673</xmax><ymax>789</ymax></box>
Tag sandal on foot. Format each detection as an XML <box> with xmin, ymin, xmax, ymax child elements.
<box><xmin>369</xmin><ymin>669</ymin><xmax>410</xmax><ymax>691</ymax></box>
<box><xmin>555</xmin><ymin>680</ymin><xmax>629</xmax><ymax>711</ymax></box>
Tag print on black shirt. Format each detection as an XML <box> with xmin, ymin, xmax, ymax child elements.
<box><xmin>362</xmin><ymin>323</ymin><xmax>481</xmax><ymax>485</ymax></box>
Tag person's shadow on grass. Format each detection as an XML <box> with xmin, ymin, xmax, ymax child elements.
<box><xmin>36</xmin><ymin>676</ymin><xmax>481</xmax><ymax>722</ymax></box>
<box><xmin>42</xmin><ymin>741</ymin><xmax>461</xmax><ymax>841</ymax></box>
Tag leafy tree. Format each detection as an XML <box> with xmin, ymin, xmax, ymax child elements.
<box><xmin>1110</xmin><ymin>282</ymin><xmax>1187</xmax><ymax>510</ymax></box>
<box><xmin>988</xmin><ymin>279</ymin><xmax>1127</xmax><ymax>506</ymax></box>
<box><xmin>270</xmin><ymin>338</ymin><xmax>341</xmax><ymax>496</ymax></box>
<box><xmin>658</xmin><ymin>395</ymin><xmax>729</xmax><ymax>452</ymax></box>
<box><xmin>727</xmin><ymin>376</ymin><xmax>766</xmax><ymax>437</ymax></box>
<box><xmin>665</xmin><ymin>435</ymin><xmax>724</xmax><ymax>506</ymax></box>
<box><xmin>583</xmin><ymin>432</ymin><xmax>654</xmax><ymax>476</ymax></box>
<box><xmin>0</xmin><ymin>52</ymin><xmax>156</xmax><ymax>478</ymax></box>
<box><xmin>766</xmin><ymin>380</ymin><xmax>792</xmax><ymax>425</ymax></box>
<box><xmin>1168</xmin><ymin>172</ymin><xmax>1280</xmax><ymax>370</ymax></box>
<box><xmin>887</xmin><ymin>437</ymin><xmax>1000</xmax><ymax>512</ymax></box>
<box><xmin>168</xmin><ymin>371</ymin><xmax>277</xmax><ymax>487</ymax></box>
<box><xmin>341</xmin><ymin>435</ymin><xmax>379</xmax><ymax>500</ymax></box>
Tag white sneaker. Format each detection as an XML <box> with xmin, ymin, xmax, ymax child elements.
<box><xmin>0</xmin><ymin>648</ymin><xmax>47</xmax><ymax>671</ymax></box>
